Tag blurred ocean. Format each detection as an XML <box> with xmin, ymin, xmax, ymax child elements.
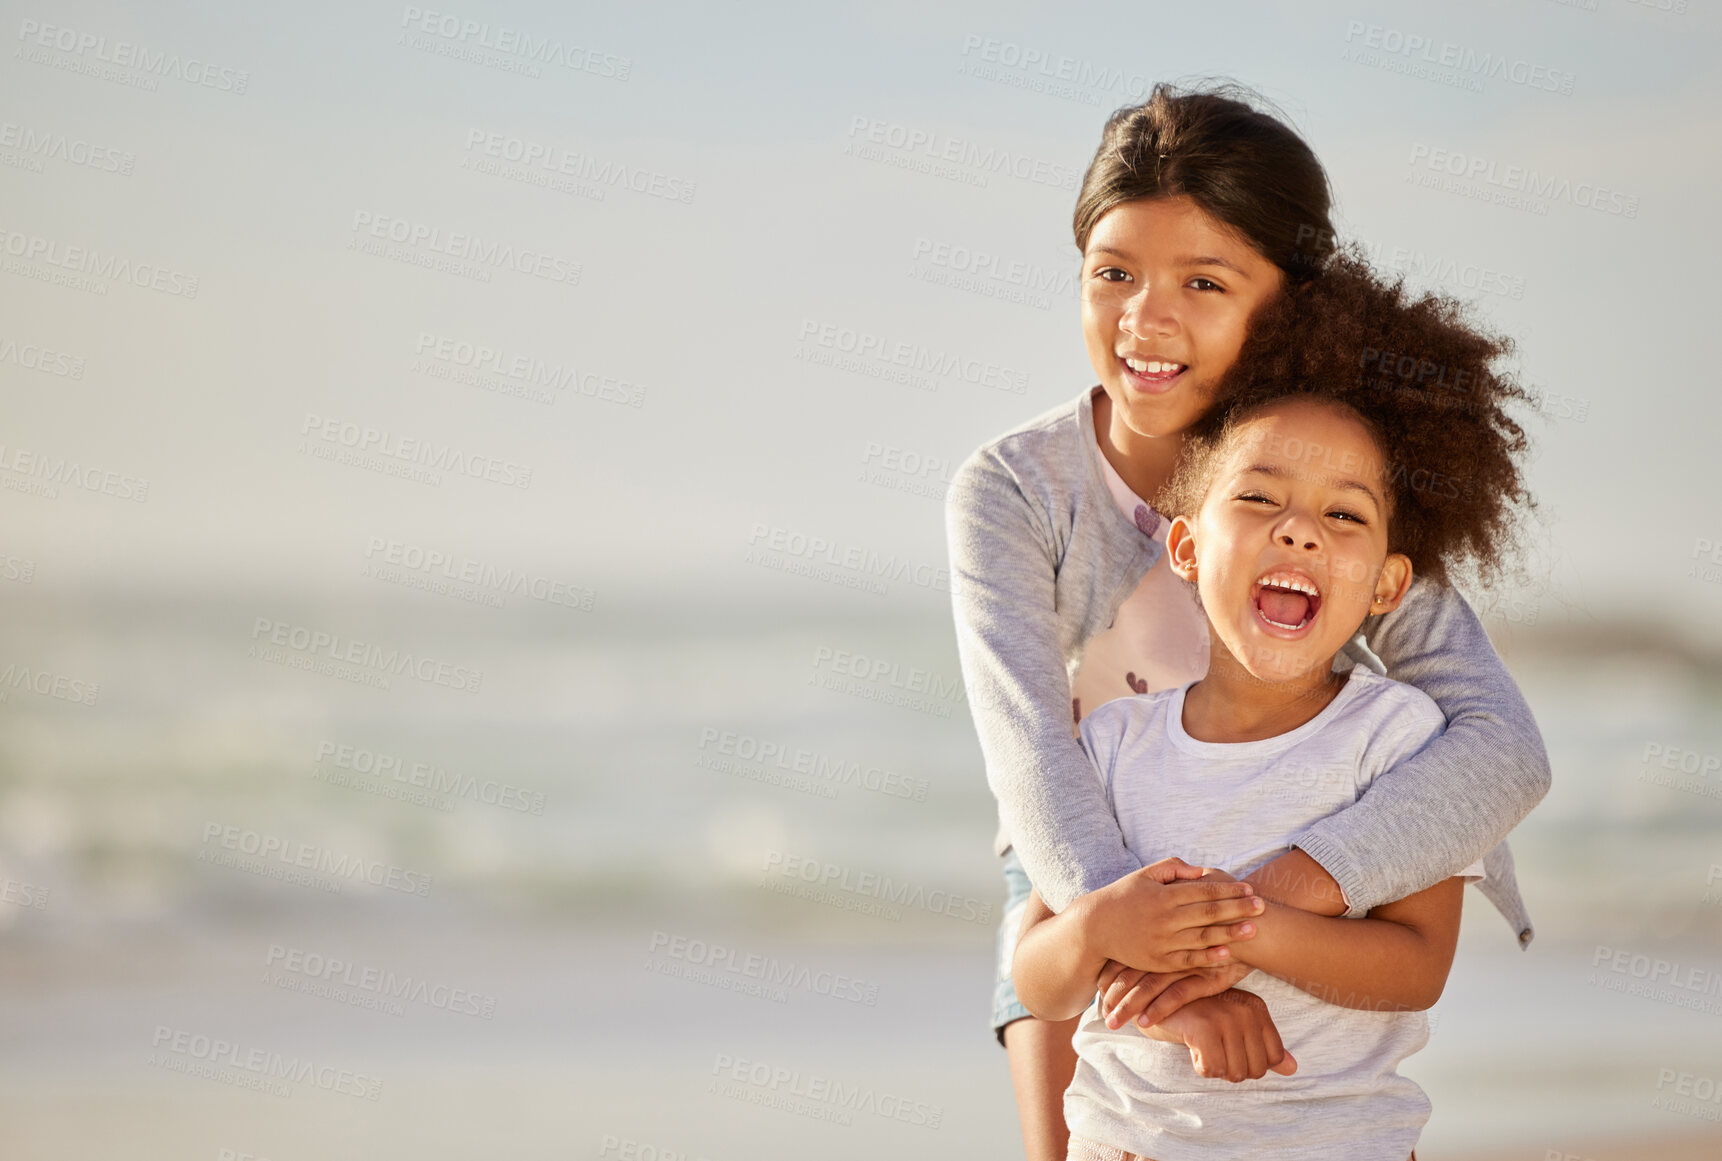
<box><xmin>1</xmin><ymin>590</ymin><xmax>1719</xmax><ymax>1158</ymax></box>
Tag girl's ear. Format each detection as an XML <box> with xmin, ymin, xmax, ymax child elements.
<box><xmin>1166</xmin><ymin>516</ymin><xmax>1199</xmax><ymax>582</ymax></box>
<box><xmin>1370</xmin><ymin>553</ymin><xmax>1414</xmax><ymax>614</ymax></box>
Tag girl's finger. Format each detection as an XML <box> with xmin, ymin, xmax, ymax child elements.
<box><xmin>1220</xmin><ymin>1021</ymin><xmax>1249</xmax><ymax>1084</ymax></box>
<box><xmin>1264</xmin><ymin>1017</ymin><xmax>1297</xmax><ymax>1076</ymax></box>
<box><xmin>1242</xmin><ymin>1023</ymin><xmax>1269</xmax><ymax>1081</ymax></box>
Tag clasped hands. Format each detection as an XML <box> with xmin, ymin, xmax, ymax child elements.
<box><xmin>1084</xmin><ymin>857</ymin><xmax>1297</xmax><ymax>1083</ymax></box>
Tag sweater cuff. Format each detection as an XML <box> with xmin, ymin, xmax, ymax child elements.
<box><xmin>1293</xmin><ymin>832</ymin><xmax>1368</xmax><ymax>919</ymax></box>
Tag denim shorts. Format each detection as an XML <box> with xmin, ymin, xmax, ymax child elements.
<box><xmin>991</xmin><ymin>846</ymin><xmax>1035</xmax><ymax>1045</ymax></box>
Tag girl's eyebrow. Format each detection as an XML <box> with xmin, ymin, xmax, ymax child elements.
<box><xmin>1085</xmin><ymin>245</ymin><xmax>1251</xmax><ymax>277</ymax></box>
<box><xmin>1176</xmin><ymin>254</ymin><xmax>1251</xmax><ymax>276</ymax></box>
<box><xmin>1239</xmin><ymin>462</ymin><xmax>1383</xmax><ymax>507</ymax></box>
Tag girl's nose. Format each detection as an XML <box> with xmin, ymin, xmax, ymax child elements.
<box><xmin>1275</xmin><ymin>511</ymin><xmax>1322</xmax><ymax>551</ymax></box>
<box><xmin>1119</xmin><ymin>283</ymin><xmax>1178</xmax><ymax>338</ymax></box>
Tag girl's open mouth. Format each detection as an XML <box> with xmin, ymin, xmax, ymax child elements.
<box><xmin>1252</xmin><ymin>570</ymin><xmax>1322</xmax><ymax>635</ymax></box>
<box><xmin>1119</xmin><ymin>356</ymin><xmax>1187</xmax><ymax>395</ymax></box>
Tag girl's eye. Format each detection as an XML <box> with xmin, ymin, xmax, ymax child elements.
<box><xmin>1237</xmin><ymin>492</ymin><xmax>1275</xmax><ymax>505</ymax></box>
<box><xmin>1094</xmin><ymin>267</ymin><xmax>1130</xmax><ymax>284</ymax></box>
<box><xmin>1328</xmin><ymin>510</ymin><xmax>1366</xmax><ymax>524</ymax></box>
<box><xmin>1188</xmin><ymin>277</ymin><xmax>1224</xmax><ymax>292</ymax></box>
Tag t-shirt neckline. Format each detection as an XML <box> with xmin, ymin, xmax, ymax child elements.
<box><xmin>1164</xmin><ymin>669</ymin><xmax>1374</xmax><ymax>757</ymax></box>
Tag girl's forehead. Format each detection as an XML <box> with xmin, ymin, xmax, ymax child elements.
<box><xmin>1087</xmin><ymin>196</ymin><xmax>1238</xmax><ymax>250</ymax></box>
<box><xmin>1219</xmin><ymin>400</ymin><xmax>1387</xmax><ymax>480</ymax></box>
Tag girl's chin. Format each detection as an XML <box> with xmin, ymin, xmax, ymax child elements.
<box><xmin>1106</xmin><ymin>386</ymin><xmax>1204</xmax><ymax>439</ymax></box>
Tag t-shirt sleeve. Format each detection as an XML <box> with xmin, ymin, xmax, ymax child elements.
<box><xmin>1354</xmin><ymin>680</ymin><xmax>1448</xmax><ymax>794</ymax></box>
<box><xmin>1076</xmin><ymin>701</ymin><xmax>1128</xmax><ymax>806</ymax></box>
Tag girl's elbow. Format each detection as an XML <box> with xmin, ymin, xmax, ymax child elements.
<box><xmin>1011</xmin><ymin>978</ymin><xmax>1073</xmax><ymax>1022</ymax></box>
<box><xmin>1407</xmin><ymin>972</ymin><xmax>1451</xmax><ymax>1011</ymax></box>
<box><xmin>1504</xmin><ymin>728</ymin><xmax>1553</xmax><ymax>803</ymax></box>
<box><xmin>1527</xmin><ymin>751</ymin><xmax>1554</xmax><ymax>803</ymax></box>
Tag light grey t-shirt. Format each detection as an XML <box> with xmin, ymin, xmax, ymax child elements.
<box><xmin>1065</xmin><ymin>669</ymin><xmax>1482</xmax><ymax>1161</ymax></box>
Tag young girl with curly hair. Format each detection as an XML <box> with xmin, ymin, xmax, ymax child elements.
<box><xmin>1010</xmin><ymin>249</ymin><xmax>1536</xmax><ymax>1160</ymax></box>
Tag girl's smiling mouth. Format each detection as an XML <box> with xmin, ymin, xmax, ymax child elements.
<box><xmin>1118</xmin><ymin>354</ymin><xmax>1188</xmax><ymax>395</ymax></box>
<box><xmin>1252</xmin><ymin>569</ymin><xmax>1322</xmax><ymax>635</ymax></box>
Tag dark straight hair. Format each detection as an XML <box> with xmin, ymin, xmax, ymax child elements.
<box><xmin>1073</xmin><ymin>82</ymin><xmax>1336</xmax><ymax>284</ymax></box>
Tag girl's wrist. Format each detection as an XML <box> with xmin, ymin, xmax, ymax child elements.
<box><xmin>1067</xmin><ymin>889</ymin><xmax>1110</xmax><ymax>965</ymax></box>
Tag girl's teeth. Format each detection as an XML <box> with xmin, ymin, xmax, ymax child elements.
<box><xmin>1125</xmin><ymin>358</ymin><xmax>1182</xmax><ymax>374</ymax></box>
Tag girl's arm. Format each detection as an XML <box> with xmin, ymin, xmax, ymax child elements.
<box><xmin>1228</xmin><ymin>876</ymin><xmax>1467</xmax><ymax>1012</ymax></box>
<box><xmin>1298</xmin><ymin>579</ymin><xmax>1551</xmax><ymax>918</ymax></box>
<box><xmin>1016</xmin><ymin>883</ymin><xmax>1299</xmax><ymax>1085</ymax></box>
<box><xmin>945</xmin><ymin>450</ymin><xmax>1140</xmax><ymax>913</ymax></box>
<box><xmin>1011</xmin><ymin>866</ymin><xmax>1265</xmax><ymax>1021</ymax></box>
<box><xmin>1010</xmin><ymin>886</ymin><xmax>1116</xmax><ymax>1021</ymax></box>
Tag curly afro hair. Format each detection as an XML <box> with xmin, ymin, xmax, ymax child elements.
<box><xmin>1160</xmin><ymin>247</ymin><xmax>1535</xmax><ymax>588</ymax></box>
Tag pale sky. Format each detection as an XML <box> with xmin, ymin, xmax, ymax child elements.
<box><xmin>4</xmin><ymin>0</ymin><xmax>1719</xmax><ymax>639</ymax></box>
